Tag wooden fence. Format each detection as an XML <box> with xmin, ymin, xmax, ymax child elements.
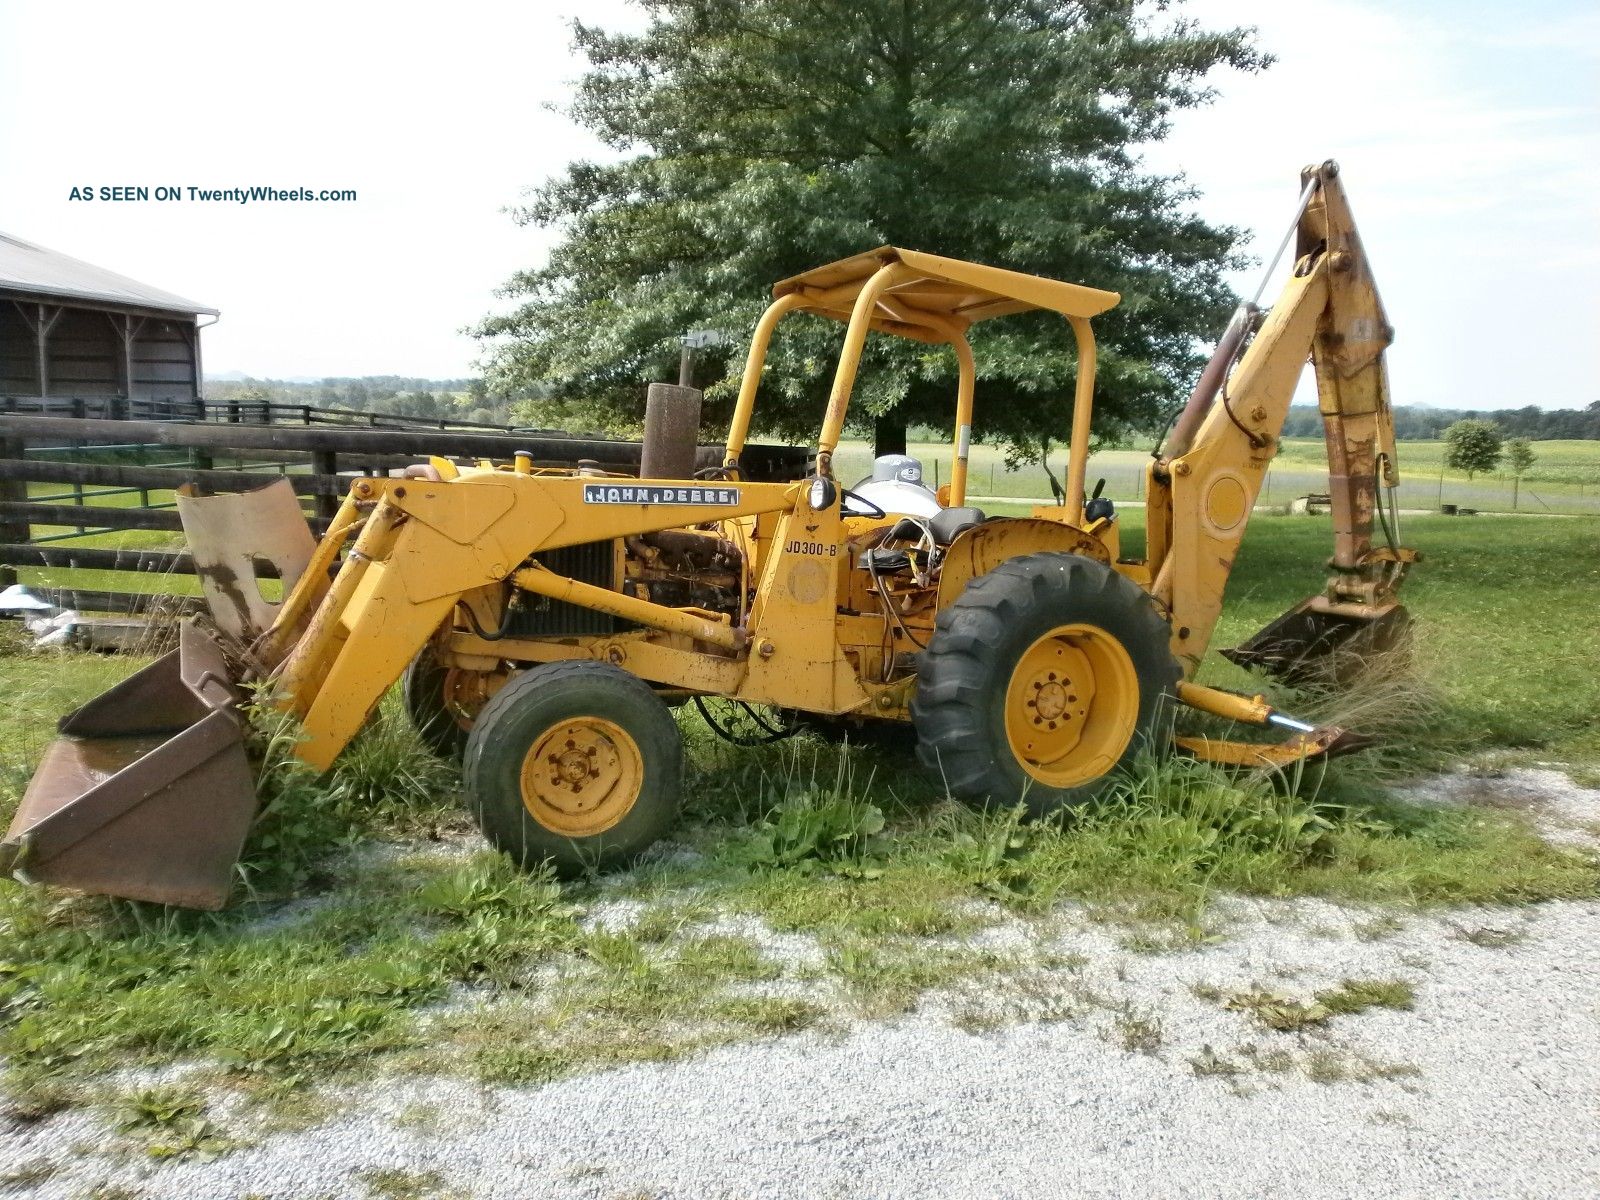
<box><xmin>0</xmin><ymin>412</ymin><xmax>808</xmax><ymax>618</ymax></box>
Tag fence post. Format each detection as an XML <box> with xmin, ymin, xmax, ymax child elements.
<box><xmin>313</xmin><ymin>449</ymin><xmax>339</xmax><ymax>520</ymax></box>
<box><xmin>0</xmin><ymin>433</ymin><xmax>30</xmax><ymax>583</ymax></box>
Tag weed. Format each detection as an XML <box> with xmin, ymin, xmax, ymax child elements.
<box><xmin>1566</xmin><ymin>765</ymin><xmax>1600</xmax><ymax>791</ymax></box>
<box><xmin>1221</xmin><ymin>989</ymin><xmax>1334</xmax><ymax>1032</ymax></box>
<box><xmin>1120</xmin><ymin>925</ymin><xmax>1221</xmax><ymax>954</ymax></box>
<box><xmin>1110</xmin><ymin>1007</ymin><xmax>1163</xmax><ymax>1055</ymax></box>
<box><xmin>742</xmin><ymin>751</ymin><xmax>887</xmax><ymax>871</ymax></box>
<box><xmin>2</xmin><ymin>1076</ymin><xmax>77</xmax><ymax>1123</ymax></box>
<box><xmin>358</xmin><ymin>1166</ymin><xmax>454</xmax><ymax>1200</ymax></box>
<box><xmin>1369</xmin><ymin>1108</ymin><xmax>1419</xmax><ymax>1128</ymax></box>
<box><xmin>1352</xmin><ymin>914</ymin><xmax>1404</xmax><ymax>941</ymax></box>
<box><xmin>672</xmin><ymin>935</ymin><xmax>779</xmax><ymax>982</ymax></box>
<box><xmin>1452</xmin><ymin>924</ymin><xmax>1525</xmax><ymax>948</ymax></box>
<box><xmin>1188</xmin><ymin>1045</ymin><xmax>1245</xmax><ymax>1077</ymax></box>
<box><xmin>1303</xmin><ymin>1048</ymin><xmax>1421</xmax><ymax>1085</ymax></box>
<box><xmin>627</xmin><ymin>902</ymin><xmax>712</xmax><ymax>943</ymax></box>
<box><xmin>110</xmin><ymin>1084</ymin><xmax>239</xmax><ymax>1160</ymax></box>
<box><xmin>1315</xmin><ymin>978</ymin><xmax>1416</xmax><ymax>1015</ymax></box>
<box><xmin>112</xmin><ymin>1084</ymin><xmax>206</xmax><ymax>1132</ymax></box>
<box><xmin>951</xmin><ymin>969</ymin><xmax>1099</xmax><ymax>1032</ymax></box>
<box><xmin>824</xmin><ymin>938</ymin><xmax>1007</xmax><ymax>1015</ymax></box>
<box><xmin>239</xmin><ymin>689</ymin><xmax>456</xmax><ymax>897</ymax></box>
<box><xmin>466</xmin><ymin>1011</ymin><xmax>708</xmax><ymax>1087</ymax></box>
<box><xmin>1235</xmin><ymin>1043</ymin><xmax>1298</xmax><ymax>1074</ymax></box>
<box><xmin>0</xmin><ymin>1159</ymin><xmax>58</xmax><ymax>1187</ymax></box>
<box><xmin>735</xmin><ymin>868</ymin><xmax>974</xmax><ymax>937</ymax></box>
<box><xmin>708</xmin><ymin>995</ymin><xmax>825</xmax><ymax>1032</ymax></box>
<box><xmin>392</xmin><ymin>1101</ymin><xmax>448</xmax><ymax>1135</ymax></box>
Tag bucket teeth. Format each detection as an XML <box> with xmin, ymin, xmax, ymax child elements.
<box><xmin>1224</xmin><ymin>600</ymin><xmax>1411</xmax><ymax>687</ymax></box>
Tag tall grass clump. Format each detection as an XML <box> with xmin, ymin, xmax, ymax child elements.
<box><xmin>742</xmin><ymin>749</ymin><xmax>887</xmax><ymax>872</ymax></box>
<box><xmin>240</xmin><ymin>686</ymin><xmax>458</xmax><ymax>896</ymax></box>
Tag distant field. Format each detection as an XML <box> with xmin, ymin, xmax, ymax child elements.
<box><xmin>1273</xmin><ymin>438</ymin><xmax>1600</xmax><ymax>487</ymax></box>
<box><xmin>832</xmin><ymin>437</ymin><xmax>1600</xmax><ymax>516</ymax></box>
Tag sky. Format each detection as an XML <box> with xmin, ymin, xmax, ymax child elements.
<box><xmin>1</xmin><ymin>0</ymin><xmax>1595</xmax><ymax>409</ymax></box>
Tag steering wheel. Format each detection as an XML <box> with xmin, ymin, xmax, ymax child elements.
<box><xmin>840</xmin><ymin>488</ymin><xmax>886</xmax><ymax>519</ymax></box>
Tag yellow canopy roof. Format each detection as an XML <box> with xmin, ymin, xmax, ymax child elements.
<box><xmin>772</xmin><ymin>246</ymin><xmax>1119</xmax><ymax>338</ymax></box>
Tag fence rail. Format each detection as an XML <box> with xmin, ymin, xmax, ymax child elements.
<box><xmin>1</xmin><ymin>392</ymin><xmax>605</xmax><ymax>438</ymax></box>
<box><xmin>0</xmin><ymin>410</ymin><xmax>808</xmax><ymax>622</ymax></box>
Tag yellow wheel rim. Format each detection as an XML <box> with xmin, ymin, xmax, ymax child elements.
<box><xmin>1003</xmin><ymin>622</ymin><xmax>1140</xmax><ymax>789</ymax></box>
<box><xmin>443</xmin><ymin>668</ymin><xmax>504</xmax><ymax>732</ymax></box>
<box><xmin>519</xmin><ymin>716</ymin><xmax>643</xmax><ymax>837</ymax></box>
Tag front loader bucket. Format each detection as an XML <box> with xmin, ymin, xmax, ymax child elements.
<box><xmin>0</xmin><ymin>622</ymin><xmax>256</xmax><ymax>909</ymax></box>
<box><xmin>1223</xmin><ymin>600</ymin><xmax>1411</xmax><ymax>687</ymax></box>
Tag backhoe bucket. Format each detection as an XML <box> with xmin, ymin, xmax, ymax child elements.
<box><xmin>1223</xmin><ymin>600</ymin><xmax>1411</xmax><ymax>687</ymax></box>
<box><xmin>1</xmin><ymin>622</ymin><xmax>255</xmax><ymax>909</ymax></box>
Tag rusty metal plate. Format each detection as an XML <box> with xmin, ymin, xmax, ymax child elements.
<box><xmin>0</xmin><ymin>623</ymin><xmax>257</xmax><ymax>909</ymax></box>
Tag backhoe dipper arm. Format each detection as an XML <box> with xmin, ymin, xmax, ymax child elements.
<box><xmin>1148</xmin><ymin>160</ymin><xmax>1417</xmax><ymax>677</ymax></box>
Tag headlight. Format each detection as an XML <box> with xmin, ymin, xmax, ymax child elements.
<box><xmin>808</xmin><ymin>476</ymin><xmax>838</xmax><ymax>510</ymax></box>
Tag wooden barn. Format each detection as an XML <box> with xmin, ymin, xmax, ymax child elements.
<box><xmin>0</xmin><ymin>232</ymin><xmax>216</xmax><ymax>419</ymax></box>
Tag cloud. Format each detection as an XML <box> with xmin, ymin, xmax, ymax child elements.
<box><xmin>0</xmin><ymin>0</ymin><xmax>1592</xmax><ymax>410</ymax></box>
<box><xmin>1146</xmin><ymin>0</ymin><xmax>1599</xmax><ymax>409</ymax></box>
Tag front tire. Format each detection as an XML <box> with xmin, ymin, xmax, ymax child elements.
<box><xmin>463</xmin><ymin>661</ymin><xmax>682</xmax><ymax>876</ymax></box>
<box><xmin>911</xmin><ymin>553</ymin><xmax>1180</xmax><ymax>815</ymax></box>
<box><xmin>402</xmin><ymin>643</ymin><xmax>469</xmax><ymax>760</ymax></box>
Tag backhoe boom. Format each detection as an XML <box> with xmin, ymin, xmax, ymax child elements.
<box><xmin>1148</xmin><ymin>160</ymin><xmax>1416</xmax><ymax>679</ymax></box>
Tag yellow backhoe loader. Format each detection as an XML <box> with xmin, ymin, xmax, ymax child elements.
<box><xmin>2</xmin><ymin>161</ymin><xmax>1416</xmax><ymax>908</ymax></box>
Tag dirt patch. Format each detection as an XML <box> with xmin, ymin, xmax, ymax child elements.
<box><xmin>1399</xmin><ymin>766</ymin><xmax>1600</xmax><ymax>848</ymax></box>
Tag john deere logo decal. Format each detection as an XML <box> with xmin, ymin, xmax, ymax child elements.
<box><xmin>583</xmin><ymin>484</ymin><xmax>740</xmax><ymax>505</ymax></box>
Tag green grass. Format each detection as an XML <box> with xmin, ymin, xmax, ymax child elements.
<box><xmin>1315</xmin><ymin>978</ymin><xmax>1416</xmax><ymax>1015</ymax></box>
<box><xmin>828</xmin><ymin>437</ymin><xmax>1600</xmax><ymax>514</ymax></box>
<box><xmin>0</xmin><ymin>513</ymin><xmax>1595</xmax><ymax>1119</ymax></box>
<box><xmin>1274</xmin><ymin>437</ymin><xmax>1600</xmax><ymax>487</ymax></box>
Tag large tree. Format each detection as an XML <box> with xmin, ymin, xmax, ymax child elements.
<box><xmin>1443</xmin><ymin>419</ymin><xmax>1503</xmax><ymax>481</ymax></box>
<box><xmin>478</xmin><ymin>0</ymin><xmax>1267</xmax><ymax>459</ymax></box>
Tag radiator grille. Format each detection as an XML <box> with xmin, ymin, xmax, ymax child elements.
<box><xmin>508</xmin><ymin>540</ymin><xmax>621</xmax><ymax>637</ymax></box>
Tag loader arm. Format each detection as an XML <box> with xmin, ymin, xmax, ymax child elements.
<box><xmin>266</xmin><ymin>473</ymin><xmax>801</xmax><ymax>771</ymax></box>
<box><xmin>1146</xmin><ymin>160</ymin><xmax>1417</xmax><ymax>678</ymax></box>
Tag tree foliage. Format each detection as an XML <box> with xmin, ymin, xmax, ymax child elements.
<box><xmin>205</xmin><ymin>376</ymin><xmax>514</xmax><ymax>425</ymax></box>
<box><xmin>1504</xmin><ymin>437</ymin><xmax>1536</xmax><ymax>477</ymax></box>
<box><xmin>1281</xmin><ymin>402</ymin><xmax>1600</xmax><ymax>442</ymax></box>
<box><xmin>1443</xmin><ymin>418</ymin><xmax>1504</xmax><ymax>479</ymax></box>
<box><xmin>478</xmin><ymin>0</ymin><xmax>1267</xmax><ymax>458</ymax></box>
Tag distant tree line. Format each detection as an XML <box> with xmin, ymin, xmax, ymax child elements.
<box><xmin>205</xmin><ymin>376</ymin><xmax>531</xmax><ymax>427</ymax></box>
<box><xmin>1281</xmin><ymin>401</ymin><xmax>1600</xmax><ymax>442</ymax></box>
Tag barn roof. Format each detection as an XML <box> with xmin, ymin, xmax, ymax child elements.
<box><xmin>0</xmin><ymin>232</ymin><xmax>218</xmax><ymax>316</ymax></box>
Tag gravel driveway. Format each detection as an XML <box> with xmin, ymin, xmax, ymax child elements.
<box><xmin>6</xmin><ymin>770</ymin><xmax>1599</xmax><ymax>1200</ymax></box>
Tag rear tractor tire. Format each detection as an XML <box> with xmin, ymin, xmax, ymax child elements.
<box><xmin>463</xmin><ymin>661</ymin><xmax>682</xmax><ymax>876</ymax></box>
<box><xmin>910</xmin><ymin>553</ymin><xmax>1180</xmax><ymax>816</ymax></box>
